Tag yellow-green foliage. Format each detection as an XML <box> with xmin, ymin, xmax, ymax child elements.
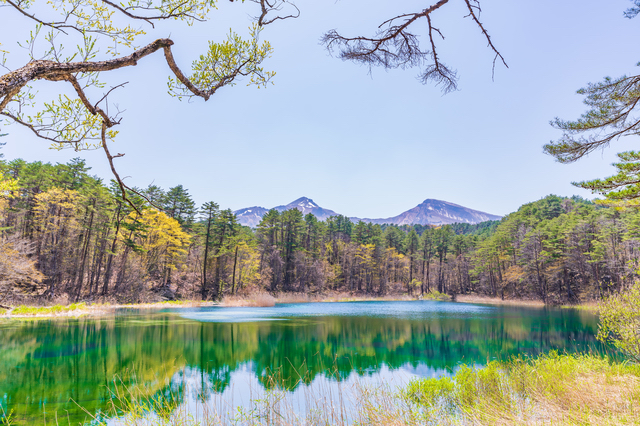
<box><xmin>0</xmin><ymin>170</ymin><xmax>18</xmax><ymax>199</ymax></box>
<box><xmin>403</xmin><ymin>352</ymin><xmax>640</xmax><ymax>424</ymax></box>
<box><xmin>560</xmin><ymin>304</ymin><xmax>599</xmax><ymax>313</ymax></box>
<box><xmin>11</xmin><ymin>303</ymin><xmax>87</xmax><ymax>316</ymax></box>
<box><xmin>598</xmin><ymin>282</ymin><xmax>640</xmax><ymax>362</ymax></box>
<box><xmin>121</xmin><ymin>209</ymin><xmax>191</xmax><ymax>273</ymax></box>
<box><xmin>424</xmin><ymin>290</ymin><xmax>450</xmax><ymax>301</ymax></box>
<box><xmin>0</xmin><ymin>308</ymin><xmax>6</xmax><ymax>315</ymax></box>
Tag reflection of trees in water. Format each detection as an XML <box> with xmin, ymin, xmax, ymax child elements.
<box><xmin>0</xmin><ymin>308</ymin><xmax>601</xmax><ymax>424</ymax></box>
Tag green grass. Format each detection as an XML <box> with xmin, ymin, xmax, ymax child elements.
<box><xmin>422</xmin><ymin>290</ymin><xmax>451</xmax><ymax>301</ymax></box>
<box><xmin>403</xmin><ymin>352</ymin><xmax>640</xmax><ymax>425</ymax></box>
<box><xmin>560</xmin><ymin>304</ymin><xmax>599</xmax><ymax>313</ymax></box>
<box><xmin>18</xmin><ymin>353</ymin><xmax>640</xmax><ymax>425</ymax></box>
<box><xmin>11</xmin><ymin>302</ymin><xmax>87</xmax><ymax>316</ymax></box>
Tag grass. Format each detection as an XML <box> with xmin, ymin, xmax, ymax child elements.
<box><xmin>403</xmin><ymin>352</ymin><xmax>640</xmax><ymax>425</ymax></box>
<box><xmin>561</xmin><ymin>303</ymin><xmax>600</xmax><ymax>313</ymax></box>
<box><xmin>222</xmin><ymin>292</ymin><xmax>424</xmax><ymax>306</ymax></box>
<box><xmin>9</xmin><ymin>302</ymin><xmax>88</xmax><ymax>316</ymax></box>
<box><xmin>19</xmin><ymin>353</ymin><xmax>633</xmax><ymax>425</ymax></box>
<box><xmin>421</xmin><ymin>290</ymin><xmax>450</xmax><ymax>302</ymax></box>
<box><xmin>222</xmin><ymin>292</ymin><xmax>276</xmax><ymax>307</ymax></box>
<box><xmin>119</xmin><ymin>300</ymin><xmax>218</xmax><ymax>308</ymax></box>
<box><xmin>456</xmin><ymin>294</ymin><xmax>547</xmax><ymax>308</ymax></box>
<box><xmin>276</xmin><ymin>292</ymin><xmax>422</xmax><ymax>303</ymax></box>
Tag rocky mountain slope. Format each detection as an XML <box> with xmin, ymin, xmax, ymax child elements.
<box><xmin>354</xmin><ymin>199</ymin><xmax>502</xmax><ymax>226</ymax></box>
<box><xmin>234</xmin><ymin>197</ymin><xmax>501</xmax><ymax>227</ymax></box>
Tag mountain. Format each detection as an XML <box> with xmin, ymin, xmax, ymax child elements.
<box><xmin>234</xmin><ymin>197</ymin><xmax>501</xmax><ymax>227</ymax></box>
<box><xmin>354</xmin><ymin>199</ymin><xmax>502</xmax><ymax>226</ymax></box>
<box><xmin>234</xmin><ymin>197</ymin><xmax>337</xmax><ymax>227</ymax></box>
<box><xmin>273</xmin><ymin>197</ymin><xmax>338</xmax><ymax>220</ymax></box>
<box><xmin>234</xmin><ymin>206</ymin><xmax>270</xmax><ymax>228</ymax></box>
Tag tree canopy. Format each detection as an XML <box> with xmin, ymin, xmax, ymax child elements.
<box><xmin>0</xmin><ymin>0</ymin><xmax>297</xmax><ymax>203</ymax></box>
<box><xmin>545</xmin><ymin>0</ymin><xmax>640</xmax><ymax>201</ymax></box>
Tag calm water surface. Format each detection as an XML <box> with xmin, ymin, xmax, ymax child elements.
<box><xmin>0</xmin><ymin>301</ymin><xmax>603</xmax><ymax>424</ymax></box>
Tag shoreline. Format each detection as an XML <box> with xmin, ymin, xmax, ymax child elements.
<box><xmin>0</xmin><ymin>293</ymin><xmax>598</xmax><ymax>319</ymax></box>
<box><xmin>455</xmin><ymin>294</ymin><xmax>600</xmax><ymax>312</ymax></box>
<box><xmin>455</xmin><ymin>294</ymin><xmax>547</xmax><ymax>307</ymax></box>
<box><xmin>0</xmin><ymin>300</ymin><xmax>220</xmax><ymax>319</ymax></box>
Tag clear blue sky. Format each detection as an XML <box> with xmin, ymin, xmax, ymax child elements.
<box><xmin>1</xmin><ymin>0</ymin><xmax>639</xmax><ymax>217</ymax></box>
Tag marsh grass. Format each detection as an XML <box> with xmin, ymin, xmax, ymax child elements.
<box><xmin>222</xmin><ymin>292</ymin><xmax>276</xmax><ymax>307</ymax></box>
<box><xmin>49</xmin><ymin>353</ymin><xmax>638</xmax><ymax>425</ymax></box>
<box><xmin>0</xmin><ymin>404</ymin><xmax>14</xmax><ymax>426</ymax></box>
<box><xmin>455</xmin><ymin>295</ymin><xmax>546</xmax><ymax>308</ymax></box>
<box><xmin>404</xmin><ymin>352</ymin><xmax>640</xmax><ymax>425</ymax></box>
<box><xmin>223</xmin><ymin>292</ymin><xmax>419</xmax><ymax>307</ymax></box>
<box><xmin>9</xmin><ymin>302</ymin><xmax>88</xmax><ymax>316</ymax></box>
<box><xmin>276</xmin><ymin>292</ymin><xmax>419</xmax><ymax>304</ymax></box>
<box><xmin>118</xmin><ymin>300</ymin><xmax>218</xmax><ymax>309</ymax></box>
<box><xmin>420</xmin><ymin>291</ymin><xmax>450</xmax><ymax>302</ymax></box>
<box><xmin>560</xmin><ymin>303</ymin><xmax>599</xmax><ymax>313</ymax></box>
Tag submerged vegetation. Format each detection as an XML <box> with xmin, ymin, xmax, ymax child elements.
<box><xmin>2</xmin><ymin>158</ymin><xmax>640</xmax><ymax>307</ymax></box>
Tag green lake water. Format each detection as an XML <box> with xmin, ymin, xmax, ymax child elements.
<box><xmin>0</xmin><ymin>301</ymin><xmax>603</xmax><ymax>425</ymax></box>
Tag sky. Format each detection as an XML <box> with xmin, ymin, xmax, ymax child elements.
<box><xmin>1</xmin><ymin>0</ymin><xmax>640</xmax><ymax>218</ymax></box>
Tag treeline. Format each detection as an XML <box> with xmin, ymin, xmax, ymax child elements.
<box><xmin>1</xmin><ymin>158</ymin><xmax>639</xmax><ymax>304</ymax></box>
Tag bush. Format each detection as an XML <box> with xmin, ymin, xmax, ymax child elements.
<box><xmin>11</xmin><ymin>303</ymin><xmax>87</xmax><ymax>316</ymax></box>
<box><xmin>423</xmin><ymin>290</ymin><xmax>450</xmax><ymax>301</ymax></box>
<box><xmin>598</xmin><ymin>282</ymin><xmax>640</xmax><ymax>362</ymax></box>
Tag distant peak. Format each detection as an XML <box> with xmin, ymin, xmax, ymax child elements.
<box><xmin>419</xmin><ymin>199</ymin><xmax>463</xmax><ymax>208</ymax></box>
<box><xmin>289</xmin><ymin>196</ymin><xmax>318</xmax><ymax>207</ymax></box>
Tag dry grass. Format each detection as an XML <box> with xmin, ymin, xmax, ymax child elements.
<box><xmin>276</xmin><ymin>292</ymin><xmax>418</xmax><ymax>304</ymax></box>
<box><xmin>114</xmin><ymin>300</ymin><xmax>218</xmax><ymax>309</ymax></box>
<box><xmin>54</xmin><ymin>353</ymin><xmax>640</xmax><ymax>426</ymax></box>
<box><xmin>404</xmin><ymin>352</ymin><xmax>640</xmax><ymax>426</ymax></box>
<box><xmin>220</xmin><ymin>291</ymin><xmax>421</xmax><ymax>306</ymax></box>
<box><xmin>275</xmin><ymin>292</ymin><xmax>320</xmax><ymax>304</ymax></box>
<box><xmin>221</xmin><ymin>292</ymin><xmax>276</xmax><ymax>307</ymax></box>
<box><xmin>456</xmin><ymin>294</ymin><xmax>546</xmax><ymax>308</ymax></box>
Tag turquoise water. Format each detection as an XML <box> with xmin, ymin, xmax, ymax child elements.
<box><xmin>0</xmin><ymin>301</ymin><xmax>603</xmax><ymax>424</ymax></box>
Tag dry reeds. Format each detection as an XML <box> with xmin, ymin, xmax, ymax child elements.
<box><xmin>275</xmin><ymin>292</ymin><xmax>317</xmax><ymax>304</ymax></box>
<box><xmin>275</xmin><ymin>292</ymin><xmax>417</xmax><ymax>304</ymax></box>
<box><xmin>221</xmin><ymin>292</ymin><xmax>276</xmax><ymax>307</ymax></box>
<box><xmin>404</xmin><ymin>352</ymin><xmax>640</xmax><ymax>425</ymax></box>
<box><xmin>35</xmin><ymin>353</ymin><xmax>640</xmax><ymax>426</ymax></box>
<box><xmin>456</xmin><ymin>294</ymin><xmax>546</xmax><ymax>308</ymax></box>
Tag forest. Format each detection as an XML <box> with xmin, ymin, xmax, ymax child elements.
<box><xmin>1</xmin><ymin>157</ymin><xmax>639</xmax><ymax>306</ymax></box>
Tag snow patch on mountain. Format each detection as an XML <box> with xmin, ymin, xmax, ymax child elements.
<box><xmin>234</xmin><ymin>197</ymin><xmax>501</xmax><ymax>228</ymax></box>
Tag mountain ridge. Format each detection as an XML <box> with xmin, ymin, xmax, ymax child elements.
<box><xmin>234</xmin><ymin>197</ymin><xmax>501</xmax><ymax>228</ymax></box>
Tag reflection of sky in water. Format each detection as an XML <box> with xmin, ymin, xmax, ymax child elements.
<box><xmin>173</xmin><ymin>300</ymin><xmax>497</xmax><ymax>323</ymax></box>
<box><xmin>3</xmin><ymin>301</ymin><xmax>601</xmax><ymax>425</ymax></box>
<box><xmin>106</xmin><ymin>362</ymin><xmax>422</xmax><ymax>426</ymax></box>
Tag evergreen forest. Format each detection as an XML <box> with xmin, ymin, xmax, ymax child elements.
<box><xmin>1</xmin><ymin>157</ymin><xmax>639</xmax><ymax>305</ymax></box>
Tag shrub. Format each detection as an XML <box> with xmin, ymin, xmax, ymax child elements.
<box><xmin>598</xmin><ymin>282</ymin><xmax>640</xmax><ymax>362</ymax></box>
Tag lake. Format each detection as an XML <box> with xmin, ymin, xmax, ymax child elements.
<box><xmin>0</xmin><ymin>301</ymin><xmax>603</xmax><ymax>425</ymax></box>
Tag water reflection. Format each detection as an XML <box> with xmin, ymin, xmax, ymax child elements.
<box><xmin>0</xmin><ymin>301</ymin><xmax>602</xmax><ymax>425</ymax></box>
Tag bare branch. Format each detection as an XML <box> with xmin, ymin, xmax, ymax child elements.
<box><xmin>463</xmin><ymin>0</ymin><xmax>508</xmax><ymax>80</ymax></box>
<box><xmin>322</xmin><ymin>0</ymin><xmax>507</xmax><ymax>92</ymax></box>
